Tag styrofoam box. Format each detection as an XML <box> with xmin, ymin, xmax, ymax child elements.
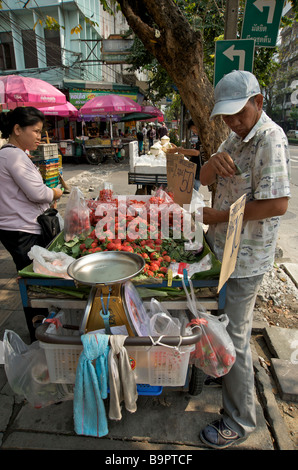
<box><xmin>134</xmin><ymin>164</ymin><xmax>167</xmax><ymax>175</ymax></box>
<box><xmin>32</xmin><ymin>143</ymin><xmax>59</xmax><ymax>157</ymax></box>
<box><xmin>129</xmin><ymin>141</ymin><xmax>138</xmax><ymax>172</ymax></box>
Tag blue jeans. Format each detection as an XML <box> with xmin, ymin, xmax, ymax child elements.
<box><xmin>221</xmin><ymin>274</ymin><xmax>264</xmax><ymax>437</ymax></box>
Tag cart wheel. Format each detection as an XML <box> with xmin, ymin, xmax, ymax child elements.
<box><xmin>188</xmin><ymin>365</ymin><xmax>205</xmax><ymax>395</ymax></box>
<box><xmin>113</xmin><ymin>153</ymin><xmax>124</xmax><ymax>163</ymax></box>
<box><xmin>86</xmin><ymin>149</ymin><xmax>104</xmax><ymax>165</ymax></box>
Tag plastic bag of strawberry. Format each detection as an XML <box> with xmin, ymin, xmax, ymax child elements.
<box><xmin>182</xmin><ymin>275</ymin><xmax>236</xmax><ymax>378</ymax></box>
<box><xmin>64</xmin><ymin>187</ymin><xmax>91</xmax><ymax>242</ymax></box>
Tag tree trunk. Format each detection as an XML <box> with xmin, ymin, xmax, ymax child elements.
<box><xmin>116</xmin><ymin>0</ymin><xmax>229</xmax><ymax>157</ymax></box>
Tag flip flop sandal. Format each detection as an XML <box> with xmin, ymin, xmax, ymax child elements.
<box><xmin>200</xmin><ymin>419</ymin><xmax>245</xmax><ymax>449</ymax></box>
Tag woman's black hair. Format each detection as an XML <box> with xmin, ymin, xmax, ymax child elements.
<box><xmin>0</xmin><ymin>106</ymin><xmax>45</xmax><ymax>138</ymax></box>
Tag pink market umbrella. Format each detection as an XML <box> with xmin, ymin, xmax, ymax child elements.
<box><xmin>0</xmin><ymin>74</ymin><xmax>66</xmax><ymax>110</ymax></box>
<box><xmin>141</xmin><ymin>105</ymin><xmax>163</xmax><ymax>118</ymax></box>
<box><xmin>141</xmin><ymin>105</ymin><xmax>164</xmax><ymax>123</ymax></box>
<box><xmin>80</xmin><ymin>94</ymin><xmax>142</xmax><ymax>139</ymax></box>
<box><xmin>38</xmin><ymin>101</ymin><xmax>78</xmax><ymax>117</ymax></box>
<box><xmin>79</xmin><ymin>94</ymin><xmax>142</xmax><ymax>115</ymax></box>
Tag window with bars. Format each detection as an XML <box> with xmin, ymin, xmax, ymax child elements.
<box><xmin>22</xmin><ymin>30</ymin><xmax>38</xmax><ymax>69</ymax></box>
<box><xmin>0</xmin><ymin>32</ymin><xmax>16</xmax><ymax>70</ymax></box>
<box><xmin>44</xmin><ymin>29</ymin><xmax>62</xmax><ymax>67</ymax></box>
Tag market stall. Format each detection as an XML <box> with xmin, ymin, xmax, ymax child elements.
<box><xmin>1</xmin><ymin>182</ymin><xmax>240</xmax><ymax>438</ymax></box>
<box><xmin>78</xmin><ymin>95</ymin><xmax>141</xmax><ymax>165</ymax></box>
<box><xmin>18</xmin><ymin>187</ymin><xmax>224</xmax><ymax>318</ymax></box>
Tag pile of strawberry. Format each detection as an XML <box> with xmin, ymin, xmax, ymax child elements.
<box><xmin>55</xmin><ymin>189</ymin><xmax>198</xmax><ymax>279</ymax></box>
<box><xmin>71</xmin><ymin>189</ymin><xmax>185</xmax><ymax>279</ymax></box>
<box><xmin>78</xmin><ymin>231</ymin><xmax>173</xmax><ymax>279</ymax></box>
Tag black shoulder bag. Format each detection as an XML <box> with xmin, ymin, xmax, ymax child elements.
<box><xmin>37</xmin><ymin>208</ymin><xmax>61</xmax><ymax>246</ymax></box>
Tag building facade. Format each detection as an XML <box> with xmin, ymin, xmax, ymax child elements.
<box><xmin>0</xmin><ymin>0</ymin><xmax>146</xmax><ymax>104</ymax></box>
<box><xmin>276</xmin><ymin>2</ymin><xmax>298</xmax><ymax>130</ymax></box>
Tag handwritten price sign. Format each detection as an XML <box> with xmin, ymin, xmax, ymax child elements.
<box><xmin>217</xmin><ymin>193</ymin><xmax>246</xmax><ymax>293</ymax></box>
<box><xmin>166</xmin><ymin>154</ymin><xmax>196</xmax><ymax>206</ymax></box>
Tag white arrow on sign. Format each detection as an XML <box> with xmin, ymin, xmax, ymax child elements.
<box><xmin>223</xmin><ymin>45</ymin><xmax>246</xmax><ymax>70</ymax></box>
<box><xmin>253</xmin><ymin>0</ymin><xmax>276</xmax><ymax>24</ymax></box>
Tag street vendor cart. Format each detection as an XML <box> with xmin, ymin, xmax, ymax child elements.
<box><xmin>84</xmin><ymin>137</ymin><xmax>123</xmax><ymax>165</ymax></box>
<box><xmin>128</xmin><ymin>140</ymin><xmax>168</xmax><ymax>193</ymax></box>
<box><xmin>17</xmin><ymin>233</ymin><xmax>225</xmax><ymax>398</ymax></box>
<box><xmin>15</xmin><ymin>189</ymin><xmax>226</xmax><ymax>402</ymax></box>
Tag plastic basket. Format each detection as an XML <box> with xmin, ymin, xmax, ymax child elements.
<box><xmin>126</xmin><ymin>344</ymin><xmax>193</xmax><ymax>386</ymax></box>
<box><xmin>39</xmin><ymin>157</ymin><xmax>59</xmax><ymax>165</ymax></box>
<box><xmin>39</xmin><ymin>162</ymin><xmax>59</xmax><ymax>170</ymax></box>
<box><xmin>41</xmin><ymin>169</ymin><xmax>59</xmax><ymax>178</ymax></box>
<box><xmin>39</xmin><ymin>341</ymin><xmax>82</xmax><ymax>383</ymax></box>
<box><xmin>31</xmin><ymin>144</ymin><xmax>59</xmax><ymax>158</ymax></box>
<box><xmin>39</xmin><ymin>340</ymin><xmax>164</xmax><ymax>395</ymax></box>
<box><xmin>44</xmin><ymin>176</ymin><xmax>59</xmax><ymax>187</ymax></box>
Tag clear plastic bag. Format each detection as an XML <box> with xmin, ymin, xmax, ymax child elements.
<box><xmin>182</xmin><ymin>277</ymin><xmax>236</xmax><ymax>378</ymax></box>
<box><xmin>3</xmin><ymin>330</ymin><xmax>73</xmax><ymax>408</ymax></box>
<box><xmin>64</xmin><ymin>187</ymin><xmax>91</xmax><ymax>242</ymax></box>
<box><xmin>148</xmin><ymin>299</ymin><xmax>181</xmax><ymax>336</ymax></box>
<box><xmin>28</xmin><ymin>245</ymin><xmax>74</xmax><ymax>279</ymax></box>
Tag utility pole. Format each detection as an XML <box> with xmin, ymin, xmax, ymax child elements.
<box><xmin>224</xmin><ymin>0</ymin><xmax>239</xmax><ymax>39</ymax></box>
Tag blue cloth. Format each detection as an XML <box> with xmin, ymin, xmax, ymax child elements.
<box><xmin>73</xmin><ymin>333</ymin><xmax>110</xmax><ymax>437</ymax></box>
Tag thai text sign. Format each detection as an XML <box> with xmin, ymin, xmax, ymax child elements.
<box><xmin>166</xmin><ymin>154</ymin><xmax>196</xmax><ymax>206</ymax></box>
<box><xmin>242</xmin><ymin>0</ymin><xmax>285</xmax><ymax>47</ymax></box>
<box><xmin>217</xmin><ymin>193</ymin><xmax>246</xmax><ymax>293</ymax></box>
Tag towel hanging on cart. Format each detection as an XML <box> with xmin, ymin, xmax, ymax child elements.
<box><xmin>74</xmin><ymin>333</ymin><xmax>109</xmax><ymax>437</ymax></box>
<box><xmin>108</xmin><ymin>335</ymin><xmax>138</xmax><ymax>421</ymax></box>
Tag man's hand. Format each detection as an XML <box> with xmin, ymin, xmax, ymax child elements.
<box><xmin>165</xmin><ymin>144</ymin><xmax>178</xmax><ymax>154</ymax></box>
<box><xmin>203</xmin><ymin>207</ymin><xmax>229</xmax><ymax>225</ymax></box>
<box><xmin>209</xmin><ymin>152</ymin><xmax>236</xmax><ymax>178</ymax></box>
<box><xmin>200</xmin><ymin>151</ymin><xmax>237</xmax><ymax>185</ymax></box>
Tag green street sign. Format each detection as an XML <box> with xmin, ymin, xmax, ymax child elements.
<box><xmin>242</xmin><ymin>0</ymin><xmax>285</xmax><ymax>47</ymax></box>
<box><xmin>214</xmin><ymin>39</ymin><xmax>255</xmax><ymax>86</ymax></box>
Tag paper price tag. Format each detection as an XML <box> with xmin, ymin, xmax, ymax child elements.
<box><xmin>167</xmin><ymin>268</ymin><xmax>173</xmax><ymax>287</ymax></box>
<box><xmin>166</xmin><ymin>154</ymin><xmax>196</xmax><ymax>206</ymax></box>
<box><xmin>217</xmin><ymin>193</ymin><xmax>246</xmax><ymax>292</ymax></box>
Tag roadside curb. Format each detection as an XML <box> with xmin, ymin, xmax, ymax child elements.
<box><xmin>252</xmin><ymin>344</ymin><xmax>295</xmax><ymax>450</ymax></box>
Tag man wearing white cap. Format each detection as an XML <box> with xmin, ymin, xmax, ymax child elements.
<box><xmin>199</xmin><ymin>70</ymin><xmax>291</xmax><ymax>449</ymax></box>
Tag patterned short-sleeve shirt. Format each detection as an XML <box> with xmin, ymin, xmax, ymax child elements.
<box><xmin>206</xmin><ymin>111</ymin><xmax>291</xmax><ymax>278</ymax></box>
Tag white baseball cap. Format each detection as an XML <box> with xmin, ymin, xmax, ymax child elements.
<box><xmin>210</xmin><ymin>70</ymin><xmax>261</xmax><ymax>120</ymax></box>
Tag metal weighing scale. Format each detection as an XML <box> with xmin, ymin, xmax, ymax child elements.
<box><xmin>67</xmin><ymin>251</ymin><xmax>148</xmax><ymax>336</ymax></box>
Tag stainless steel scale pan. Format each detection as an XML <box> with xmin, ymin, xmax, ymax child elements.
<box><xmin>67</xmin><ymin>251</ymin><xmax>145</xmax><ymax>286</ymax></box>
<box><xmin>67</xmin><ymin>251</ymin><xmax>146</xmax><ymax>335</ymax></box>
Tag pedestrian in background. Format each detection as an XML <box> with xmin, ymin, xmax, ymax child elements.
<box><xmin>142</xmin><ymin>124</ymin><xmax>147</xmax><ymax>141</ymax></box>
<box><xmin>199</xmin><ymin>70</ymin><xmax>291</xmax><ymax>449</ymax></box>
<box><xmin>158</xmin><ymin>122</ymin><xmax>168</xmax><ymax>139</ymax></box>
<box><xmin>0</xmin><ymin>107</ymin><xmax>63</xmax><ymax>342</ymax></box>
<box><xmin>148</xmin><ymin>125</ymin><xmax>155</xmax><ymax>149</ymax></box>
<box><xmin>136</xmin><ymin>128</ymin><xmax>144</xmax><ymax>154</ymax></box>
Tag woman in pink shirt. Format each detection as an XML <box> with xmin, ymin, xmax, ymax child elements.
<box><xmin>0</xmin><ymin>107</ymin><xmax>63</xmax><ymax>341</ymax></box>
